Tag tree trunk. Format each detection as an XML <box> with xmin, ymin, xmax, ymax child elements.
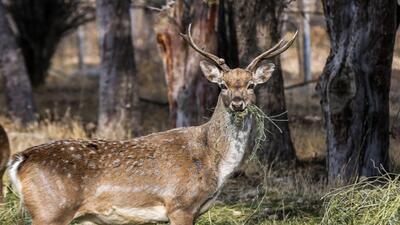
<box><xmin>0</xmin><ymin>2</ymin><xmax>36</xmax><ymax>124</ymax></box>
<box><xmin>6</xmin><ymin>0</ymin><xmax>95</xmax><ymax>87</ymax></box>
<box><xmin>77</xmin><ymin>25</ymin><xmax>86</xmax><ymax>70</ymax></box>
<box><xmin>317</xmin><ymin>0</ymin><xmax>397</xmax><ymax>183</ymax></box>
<box><xmin>297</xmin><ymin>0</ymin><xmax>312</xmax><ymax>93</ymax></box>
<box><xmin>96</xmin><ymin>0</ymin><xmax>141</xmax><ymax>138</ymax></box>
<box><xmin>130</xmin><ymin>1</ymin><xmax>168</xmax><ymax>105</ymax></box>
<box><xmin>154</xmin><ymin>0</ymin><xmax>220</xmax><ymax>127</ymax></box>
<box><xmin>231</xmin><ymin>0</ymin><xmax>296</xmax><ymax>163</ymax></box>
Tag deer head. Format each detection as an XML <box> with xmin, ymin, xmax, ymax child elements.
<box><xmin>180</xmin><ymin>24</ymin><xmax>297</xmax><ymax>112</ymax></box>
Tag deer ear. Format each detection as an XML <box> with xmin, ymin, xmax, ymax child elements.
<box><xmin>200</xmin><ymin>60</ymin><xmax>222</xmax><ymax>84</ymax></box>
<box><xmin>253</xmin><ymin>63</ymin><xmax>275</xmax><ymax>84</ymax></box>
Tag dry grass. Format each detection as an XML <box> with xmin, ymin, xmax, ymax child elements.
<box><xmin>0</xmin><ymin>116</ymin><xmax>87</xmax><ymax>155</ymax></box>
<box><xmin>322</xmin><ymin>174</ymin><xmax>400</xmax><ymax>225</ymax></box>
<box><xmin>291</xmin><ymin>124</ymin><xmax>325</xmax><ymax>162</ymax></box>
<box><xmin>0</xmin><ymin>187</ymin><xmax>31</xmax><ymax>225</ymax></box>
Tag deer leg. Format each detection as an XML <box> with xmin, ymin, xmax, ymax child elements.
<box><xmin>169</xmin><ymin>210</ymin><xmax>194</xmax><ymax>225</ymax></box>
<box><xmin>0</xmin><ymin>168</ymin><xmax>6</xmax><ymax>203</ymax></box>
<box><xmin>28</xmin><ymin>205</ymin><xmax>75</xmax><ymax>225</ymax></box>
<box><xmin>30</xmin><ymin>214</ymin><xmax>74</xmax><ymax>225</ymax></box>
<box><xmin>29</xmin><ymin>210</ymin><xmax>75</xmax><ymax>225</ymax></box>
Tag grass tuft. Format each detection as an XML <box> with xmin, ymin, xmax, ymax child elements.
<box><xmin>322</xmin><ymin>174</ymin><xmax>400</xmax><ymax>225</ymax></box>
<box><xmin>0</xmin><ymin>186</ymin><xmax>31</xmax><ymax>225</ymax></box>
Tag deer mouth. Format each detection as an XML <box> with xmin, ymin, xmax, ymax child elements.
<box><xmin>231</xmin><ymin>107</ymin><xmax>245</xmax><ymax>112</ymax></box>
<box><xmin>230</xmin><ymin>101</ymin><xmax>246</xmax><ymax>112</ymax></box>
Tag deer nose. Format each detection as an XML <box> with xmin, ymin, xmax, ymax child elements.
<box><xmin>231</xmin><ymin>97</ymin><xmax>245</xmax><ymax>111</ymax></box>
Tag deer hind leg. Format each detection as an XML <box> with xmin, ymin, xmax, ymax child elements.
<box><xmin>16</xmin><ymin>167</ymin><xmax>79</xmax><ymax>225</ymax></box>
<box><xmin>28</xmin><ymin>203</ymin><xmax>76</xmax><ymax>225</ymax></box>
<box><xmin>28</xmin><ymin>204</ymin><xmax>76</xmax><ymax>225</ymax></box>
<box><xmin>0</xmin><ymin>168</ymin><xmax>5</xmax><ymax>202</ymax></box>
<box><xmin>169</xmin><ymin>210</ymin><xmax>194</xmax><ymax>225</ymax></box>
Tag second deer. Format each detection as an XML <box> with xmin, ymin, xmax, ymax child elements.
<box><xmin>8</xmin><ymin>25</ymin><xmax>296</xmax><ymax>225</ymax></box>
<box><xmin>0</xmin><ymin>124</ymin><xmax>9</xmax><ymax>203</ymax></box>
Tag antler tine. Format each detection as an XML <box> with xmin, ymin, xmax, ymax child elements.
<box><xmin>246</xmin><ymin>31</ymin><xmax>298</xmax><ymax>72</ymax></box>
<box><xmin>180</xmin><ymin>24</ymin><xmax>230</xmax><ymax>72</ymax></box>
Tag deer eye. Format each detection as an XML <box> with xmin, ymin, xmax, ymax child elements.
<box><xmin>247</xmin><ymin>83</ymin><xmax>255</xmax><ymax>90</ymax></box>
<box><xmin>220</xmin><ymin>83</ymin><xmax>228</xmax><ymax>90</ymax></box>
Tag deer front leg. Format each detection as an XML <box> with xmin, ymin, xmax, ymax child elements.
<box><xmin>169</xmin><ymin>210</ymin><xmax>194</xmax><ymax>225</ymax></box>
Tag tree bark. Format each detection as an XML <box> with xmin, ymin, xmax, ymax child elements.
<box><xmin>154</xmin><ymin>0</ymin><xmax>220</xmax><ymax>127</ymax></box>
<box><xmin>131</xmin><ymin>1</ymin><xmax>168</xmax><ymax>105</ymax></box>
<box><xmin>317</xmin><ymin>0</ymin><xmax>397</xmax><ymax>183</ymax></box>
<box><xmin>96</xmin><ymin>0</ymin><xmax>141</xmax><ymax>138</ymax></box>
<box><xmin>0</xmin><ymin>2</ymin><xmax>36</xmax><ymax>124</ymax></box>
<box><xmin>77</xmin><ymin>25</ymin><xmax>86</xmax><ymax>70</ymax></box>
<box><xmin>231</xmin><ymin>0</ymin><xmax>296</xmax><ymax>163</ymax></box>
<box><xmin>297</xmin><ymin>0</ymin><xmax>312</xmax><ymax>91</ymax></box>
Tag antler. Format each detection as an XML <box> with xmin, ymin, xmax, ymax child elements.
<box><xmin>246</xmin><ymin>31</ymin><xmax>298</xmax><ymax>72</ymax></box>
<box><xmin>180</xmin><ymin>24</ymin><xmax>230</xmax><ymax>72</ymax></box>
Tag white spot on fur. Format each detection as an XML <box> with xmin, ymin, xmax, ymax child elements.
<box><xmin>8</xmin><ymin>155</ymin><xmax>25</xmax><ymax>199</ymax></box>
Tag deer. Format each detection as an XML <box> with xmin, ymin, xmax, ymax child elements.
<box><xmin>8</xmin><ymin>25</ymin><xmax>297</xmax><ymax>225</ymax></box>
<box><xmin>0</xmin><ymin>124</ymin><xmax>10</xmax><ymax>203</ymax></box>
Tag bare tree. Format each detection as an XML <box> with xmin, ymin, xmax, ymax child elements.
<box><xmin>0</xmin><ymin>2</ymin><xmax>36</xmax><ymax>124</ymax></box>
<box><xmin>154</xmin><ymin>0</ymin><xmax>220</xmax><ymax>127</ymax></box>
<box><xmin>318</xmin><ymin>0</ymin><xmax>397</xmax><ymax>183</ymax></box>
<box><xmin>5</xmin><ymin>0</ymin><xmax>95</xmax><ymax>86</ymax></box>
<box><xmin>296</xmin><ymin>0</ymin><xmax>312</xmax><ymax>94</ymax></box>
<box><xmin>230</xmin><ymin>0</ymin><xmax>296</xmax><ymax>163</ymax></box>
<box><xmin>130</xmin><ymin>0</ymin><xmax>167</xmax><ymax>105</ymax></box>
<box><xmin>97</xmin><ymin>0</ymin><xmax>141</xmax><ymax>137</ymax></box>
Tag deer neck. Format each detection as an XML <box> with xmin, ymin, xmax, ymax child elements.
<box><xmin>206</xmin><ymin>96</ymin><xmax>253</xmax><ymax>188</ymax></box>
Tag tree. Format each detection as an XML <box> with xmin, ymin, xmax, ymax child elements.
<box><xmin>130</xmin><ymin>0</ymin><xmax>167</xmax><ymax>104</ymax></box>
<box><xmin>96</xmin><ymin>0</ymin><xmax>141</xmax><ymax>137</ymax></box>
<box><xmin>0</xmin><ymin>1</ymin><xmax>36</xmax><ymax>124</ymax></box>
<box><xmin>317</xmin><ymin>0</ymin><xmax>397</xmax><ymax>183</ymax></box>
<box><xmin>230</xmin><ymin>0</ymin><xmax>296</xmax><ymax>163</ymax></box>
<box><xmin>296</xmin><ymin>0</ymin><xmax>312</xmax><ymax>95</ymax></box>
<box><xmin>154</xmin><ymin>0</ymin><xmax>220</xmax><ymax>127</ymax></box>
<box><xmin>5</xmin><ymin>0</ymin><xmax>95</xmax><ymax>87</ymax></box>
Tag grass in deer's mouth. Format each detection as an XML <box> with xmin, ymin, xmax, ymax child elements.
<box><xmin>232</xmin><ymin>104</ymin><xmax>287</xmax><ymax>159</ymax></box>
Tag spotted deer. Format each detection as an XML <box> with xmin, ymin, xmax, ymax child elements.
<box><xmin>0</xmin><ymin>124</ymin><xmax>10</xmax><ymax>203</ymax></box>
<box><xmin>8</xmin><ymin>25</ymin><xmax>296</xmax><ymax>225</ymax></box>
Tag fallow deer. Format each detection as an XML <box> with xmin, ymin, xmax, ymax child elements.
<box><xmin>0</xmin><ymin>124</ymin><xmax>10</xmax><ymax>203</ymax></box>
<box><xmin>8</xmin><ymin>25</ymin><xmax>297</xmax><ymax>225</ymax></box>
